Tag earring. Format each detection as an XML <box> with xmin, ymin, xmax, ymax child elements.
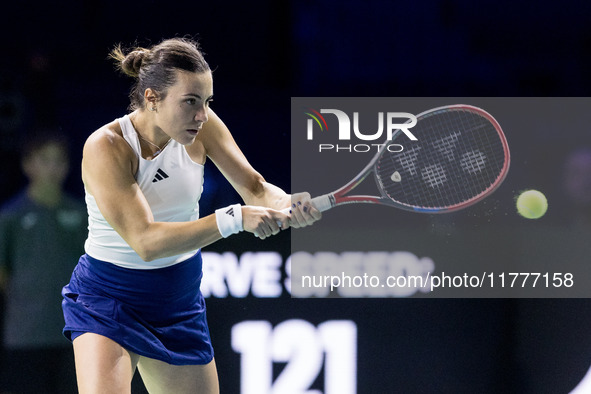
<box><xmin>149</xmin><ymin>106</ymin><xmax>156</xmax><ymax>112</ymax></box>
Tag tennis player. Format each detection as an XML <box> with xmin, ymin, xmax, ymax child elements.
<box><xmin>61</xmin><ymin>37</ymin><xmax>320</xmax><ymax>393</ymax></box>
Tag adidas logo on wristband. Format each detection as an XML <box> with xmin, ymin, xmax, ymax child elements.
<box><xmin>215</xmin><ymin>204</ymin><xmax>243</xmax><ymax>238</ymax></box>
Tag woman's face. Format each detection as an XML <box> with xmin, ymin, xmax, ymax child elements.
<box><xmin>154</xmin><ymin>69</ymin><xmax>214</xmax><ymax>145</ymax></box>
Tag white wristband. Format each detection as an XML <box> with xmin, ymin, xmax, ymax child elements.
<box><xmin>215</xmin><ymin>204</ymin><xmax>243</xmax><ymax>238</ymax></box>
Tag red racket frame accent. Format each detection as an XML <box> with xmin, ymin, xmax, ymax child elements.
<box><xmin>323</xmin><ymin>105</ymin><xmax>510</xmax><ymax>213</ymax></box>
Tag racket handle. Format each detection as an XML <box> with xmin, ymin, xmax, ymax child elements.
<box><xmin>272</xmin><ymin>194</ymin><xmax>333</xmax><ymax>231</ymax></box>
<box><xmin>310</xmin><ymin>194</ymin><xmax>333</xmax><ymax>212</ymax></box>
<box><xmin>278</xmin><ymin>194</ymin><xmax>333</xmax><ymax>216</ymax></box>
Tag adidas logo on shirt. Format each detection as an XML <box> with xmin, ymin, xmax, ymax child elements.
<box><xmin>152</xmin><ymin>168</ymin><xmax>169</xmax><ymax>183</ymax></box>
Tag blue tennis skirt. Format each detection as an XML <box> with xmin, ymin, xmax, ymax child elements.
<box><xmin>61</xmin><ymin>252</ymin><xmax>213</xmax><ymax>365</ymax></box>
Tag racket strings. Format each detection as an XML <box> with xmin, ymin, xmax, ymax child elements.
<box><xmin>375</xmin><ymin>108</ymin><xmax>507</xmax><ymax>210</ymax></box>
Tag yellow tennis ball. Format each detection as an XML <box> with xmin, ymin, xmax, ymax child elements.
<box><xmin>516</xmin><ymin>190</ymin><xmax>548</xmax><ymax>219</ymax></box>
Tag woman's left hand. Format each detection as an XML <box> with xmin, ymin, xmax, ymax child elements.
<box><xmin>287</xmin><ymin>192</ymin><xmax>322</xmax><ymax>228</ymax></box>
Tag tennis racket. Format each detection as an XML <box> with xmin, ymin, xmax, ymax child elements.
<box><xmin>298</xmin><ymin>104</ymin><xmax>510</xmax><ymax>214</ymax></box>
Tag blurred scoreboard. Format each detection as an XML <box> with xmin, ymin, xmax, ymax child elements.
<box><xmin>202</xmin><ymin>232</ymin><xmax>359</xmax><ymax>394</ymax></box>
<box><xmin>200</xmin><ymin>225</ymin><xmax>591</xmax><ymax>394</ymax></box>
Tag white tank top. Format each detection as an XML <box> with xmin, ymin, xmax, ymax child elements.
<box><xmin>84</xmin><ymin>114</ymin><xmax>205</xmax><ymax>269</ymax></box>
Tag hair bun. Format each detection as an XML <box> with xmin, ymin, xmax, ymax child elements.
<box><xmin>121</xmin><ymin>49</ymin><xmax>150</xmax><ymax>78</ymax></box>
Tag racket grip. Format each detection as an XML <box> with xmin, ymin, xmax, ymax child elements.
<box><xmin>310</xmin><ymin>194</ymin><xmax>333</xmax><ymax>212</ymax></box>
<box><xmin>271</xmin><ymin>194</ymin><xmax>332</xmax><ymax>231</ymax></box>
<box><xmin>278</xmin><ymin>194</ymin><xmax>333</xmax><ymax>216</ymax></box>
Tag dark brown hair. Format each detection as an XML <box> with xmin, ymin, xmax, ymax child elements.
<box><xmin>110</xmin><ymin>37</ymin><xmax>210</xmax><ymax>110</ymax></box>
<box><xmin>21</xmin><ymin>128</ymin><xmax>69</xmax><ymax>161</ymax></box>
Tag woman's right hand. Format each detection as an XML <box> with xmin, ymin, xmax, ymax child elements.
<box><xmin>241</xmin><ymin>206</ymin><xmax>290</xmax><ymax>239</ymax></box>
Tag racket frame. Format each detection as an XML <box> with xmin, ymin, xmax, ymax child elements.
<box><xmin>311</xmin><ymin>104</ymin><xmax>510</xmax><ymax>214</ymax></box>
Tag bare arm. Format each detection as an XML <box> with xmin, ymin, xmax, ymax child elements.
<box><xmin>199</xmin><ymin>110</ymin><xmax>289</xmax><ymax>209</ymax></box>
<box><xmin>82</xmin><ymin>126</ymin><xmax>223</xmax><ymax>262</ymax></box>
<box><xmin>199</xmin><ymin>110</ymin><xmax>320</xmax><ymax>229</ymax></box>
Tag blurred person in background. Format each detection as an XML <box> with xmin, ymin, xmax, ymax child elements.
<box><xmin>0</xmin><ymin>130</ymin><xmax>86</xmax><ymax>393</ymax></box>
<box><xmin>563</xmin><ymin>146</ymin><xmax>591</xmax><ymax>225</ymax></box>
